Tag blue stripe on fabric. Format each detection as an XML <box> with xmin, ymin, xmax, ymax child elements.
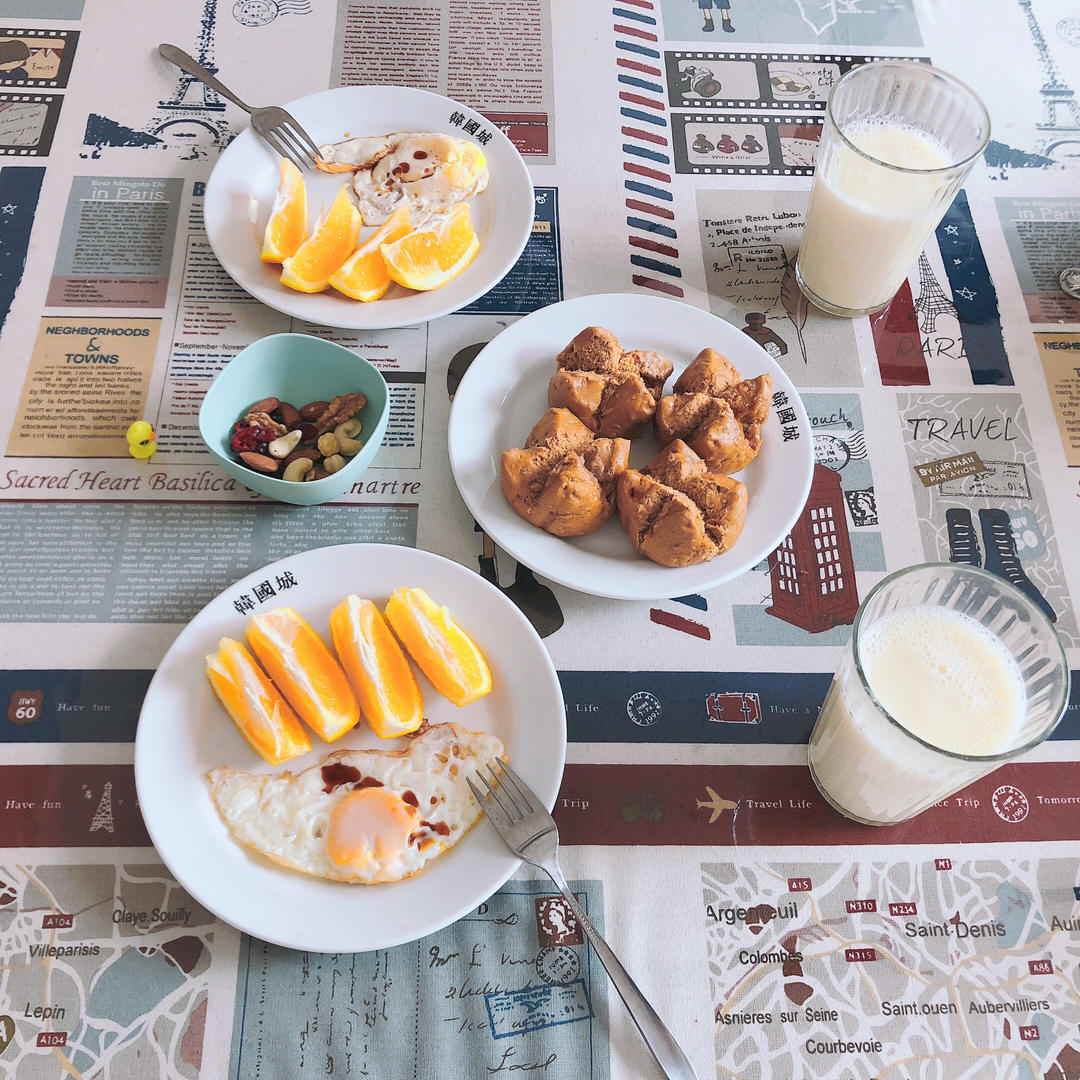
<box><xmin>934</xmin><ymin>190</ymin><xmax>1014</xmax><ymax>386</ymax></box>
<box><xmin>630</xmin><ymin>254</ymin><xmax>682</xmax><ymax>277</ymax></box>
<box><xmin>620</xmin><ymin>107</ymin><xmax>667</xmax><ymax>127</ymax></box>
<box><xmin>618</xmin><ymin>74</ymin><xmax>664</xmax><ymax>93</ymax></box>
<box><xmin>612</xmin><ymin>6</ymin><xmax>657</xmax><ymax>23</ymax></box>
<box><xmin>625</xmin><ymin>179</ymin><xmax>672</xmax><ymax>200</ymax></box>
<box><xmin>622</xmin><ymin>142</ymin><xmax>670</xmax><ymax>163</ymax></box>
<box><xmin>615</xmin><ymin>40</ymin><xmax>661</xmax><ymax>58</ymax></box>
<box><xmin>626</xmin><ymin>216</ymin><xmax>678</xmax><ymax>238</ymax></box>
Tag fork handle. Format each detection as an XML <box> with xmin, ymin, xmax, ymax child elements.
<box><xmin>157</xmin><ymin>44</ymin><xmax>253</xmax><ymax>114</ymax></box>
<box><xmin>547</xmin><ymin>868</ymin><xmax>699</xmax><ymax>1080</ymax></box>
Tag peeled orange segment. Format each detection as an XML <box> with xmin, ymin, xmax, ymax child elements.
<box><xmin>246</xmin><ymin>607</ymin><xmax>360</xmax><ymax>741</ymax></box>
<box><xmin>327</xmin><ymin>205</ymin><xmax>413</xmax><ymax>302</ymax></box>
<box><xmin>383</xmin><ymin>587</ymin><xmax>492</xmax><ymax>707</ymax></box>
<box><xmin>279</xmin><ymin>184</ymin><xmax>362</xmax><ymax>293</ymax></box>
<box><xmin>379</xmin><ymin>202</ymin><xmax>479</xmax><ymax>292</ymax></box>
<box><xmin>260</xmin><ymin>159</ymin><xmax>308</xmax><ymax>264</ymax></box>
<box><xmin>329</xmin><ymin>595</ymin><xmax>424</xmax><ymax>738</ymax></box>
<box><xmin>205</xmin><ymin>637</ymin><xmax>311</xmax><ymax>766</ymax></box>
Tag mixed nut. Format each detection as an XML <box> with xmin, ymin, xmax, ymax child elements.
<box><xmin>230</xmin><ymin>393</ymin><xmax>367</xmax><ymax>482</ymax></box>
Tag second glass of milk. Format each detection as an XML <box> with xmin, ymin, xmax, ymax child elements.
<box><xmin>808</xmin><ymin>564</ymin><xmax>1068</xmax><ymax>826</ymax></box>
<box><xmin>795</xmin><ymin>62</ymin><xmax>990</xmax><ymax>317</ymax></box>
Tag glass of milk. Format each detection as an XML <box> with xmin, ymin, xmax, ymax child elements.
<box><xmin>808</xmin><ymin>564</ymin><xmax>1068</xmax><ymax>825</ymax></box>
<box><xmin>795</xmin><ymin>62</ymin><xmax>990</xmax><ymax>317</ymax></box>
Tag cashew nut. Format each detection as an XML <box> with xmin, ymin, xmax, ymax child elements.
<box><xmin>268</xmin><ymin>429</ymin><xmax>302</xmax><ymax>459</ymax></box>
<box><xmin>334</xmin><ymin>419</ymin><xmax>363</xmax><ymax>457</ymax></box>
<box><xmin>282</xmin><ymin>457</ymin><xmax>314</xmax><ymax>482</ymax></box>
<box><xmin>317</xmin><ymin>432</ymin><xmax>340</xmax><ymax>457</ymax></box>
<box><xmin>322</xmin><ymin>453</ymin><xmax>347</xmax><ymax>474</ymax></box>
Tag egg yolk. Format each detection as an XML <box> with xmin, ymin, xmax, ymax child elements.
<box><xmin>326</xmin><ymin>788</ymin><xmax>417</xmax><ymax>867</ymax></box>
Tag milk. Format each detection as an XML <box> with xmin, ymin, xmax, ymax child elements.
<box><xmin>796</xmin><ymin>120</ymin><xmax>952</xmax><ymax>315</ymax></box>
<box><xmin>808</xmin><ymin>607</ymin><xmax>1026</xmax><ymax>825</ymax></box>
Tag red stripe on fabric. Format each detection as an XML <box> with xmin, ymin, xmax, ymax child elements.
<box><xmin>616</xmin><ymin>0</ymin><xmax>655</xmax><ymax>8</ymax></box>
<box><xmin>621</xmin><ymin>125</ymin><xmax>668</xmax><ymax>146</ymax></box>
<box><xmin>650</xmin><ymin>609</ymin><xmax>710</xmax><ymax>639</ymax></box>
<box><xmin>632</xmin><ymin>274</ymin><xmax>684</xmax><ymax>296</ymax></box>
<box><xmin>614</xmin><ymin>23</ymin><xmax>658</xmax><ymax>40</ymax></box>
<box><xmin>617</xmin><ymin>57</ymin><xmax>662</xmax><ymax>76</ymax></box>
<box><xmin>630</xmin><ymin>235</ymin><xmax>680</xmax><ymax>258</ymax></box>
<box><xmin>624</xmin><ymin>161</ymin><xmax>672</xmax><ymax>183</ymax></box>
<box><xmin>869</xmin><ymin>279</ymin><xmax>931</xmax><ymax>386</ymax></box>
<box><xmin>625</xmin><ymin>198</ymin><xmax>675</xmax><ymax>219</ymax></box>
<box><xmin>619</xmin><ymin>91</ymin><xmax>666</xmax><ymax>111</ymax></box>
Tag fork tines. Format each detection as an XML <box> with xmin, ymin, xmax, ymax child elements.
<box><xmin>258</xmin><ymin>110</ymin><xmax>320</xmax><ymax>171</ymax></box>
<box><xmin>467</xmin><ymin>759</ymin><xmax>538</xmax><ymax>824</ymax></box>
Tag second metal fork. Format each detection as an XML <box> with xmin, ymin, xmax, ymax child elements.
<box><xmin>468</xmin><ymin>760</ymin><xmax>699</xmax><ymax>1080</ymax></box>
<box><xmin>158</xmin><ymin>43</ymin><xmax>320</xmax><ymax>170</ymax></box>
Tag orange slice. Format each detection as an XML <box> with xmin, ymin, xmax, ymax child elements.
<box><xmin>205</xmin><ymin>637</ymin><xmax>311</xmax><ymax>765</ymax></box>
<box><xmin>246</xmin><ymin>607</ymin><xmax>360</xmax><ymax>741</ymax></box>
<box><xmin>280</xmin><ymin>185</ymin><xmax>362</xmax><ymax>293</ymax></box>
<box><xmin>383</xmin><ymin>587</ymin><xmax>492</xmax><ymax>707</ymax></box>
<box><xmin>329</xmin><ymin>595</ymin><xmax>424</xmax><ymax>738</ymax></box>
<box><xmin>327</xmin><ymin>205</ymin><xmax>413</xmax><ymax>302</ymax></box>
<box><xmin>379</xmin><ymin>202</ymin><xmax>479</xmax><ymax>292</ymax></box>
<box><xmin>260</xmin><ymin>159</ymin><xmax>307</xmax><ymax>264</ymax></box>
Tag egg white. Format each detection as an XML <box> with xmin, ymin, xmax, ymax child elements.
<box><xmin>206</xmin><ymin>721</ymin><xmax>504</xmax><ymax>884</ymax></box>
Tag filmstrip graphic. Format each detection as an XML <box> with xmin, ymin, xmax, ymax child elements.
<box><xmin>0</xmin><ymin>28</ymin><xmax>79</xmax><ymax>88</ymax></box>
<box><xmin>0</xmin><ymin>92</ymin><xmax>61</xmax><ymax>156</ymax></box>
<box><xmin>666</xmin><ymin>52</ymin><xmax>927</xmax><ymax>110</ymax></box>
<box><xmin>673</xmin><ymin>113</ymin><xmax>822</xmax><ymax>175</ymax></box>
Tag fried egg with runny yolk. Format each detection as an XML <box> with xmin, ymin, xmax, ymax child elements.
<box><xmin>206</xmin><ymin>721</ymin><xmax>504</xmax><ymax>884</ymax></box>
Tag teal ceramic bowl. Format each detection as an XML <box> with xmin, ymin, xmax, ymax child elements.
<box><xmin>199</xmin><ymin>333</ymin><xmax>390</xmax><ymax>506</ymax></box>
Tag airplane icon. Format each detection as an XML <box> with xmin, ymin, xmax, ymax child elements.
<box><xmin>697</xmin><ymin>786</ymin><xmax>738</xmax><ymax>823</ymax></box>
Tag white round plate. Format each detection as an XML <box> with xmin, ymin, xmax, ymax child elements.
<box><xmin>204</xmin><ymin>85</ymin><xmax>534</xmax><ymax>329</ymax></box>
<box><xmin>448</xmin><ymin>293</ymin><xmax>814</xmax><ymax>600</ymax></box>
<box><xmin>134</xmin><ymin>544</ymin><xmax>565</xmax><ymax>953</ymax></box>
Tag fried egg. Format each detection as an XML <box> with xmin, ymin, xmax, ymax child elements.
<box><xmin>316</xmin><ymin>131</ymin><xmax>488</xmax><ymax>226</ymax></box>
<box><xmin>206</xmin><ymin>721</ymin><xmax>504</xmax><ymax>884</ymax></box>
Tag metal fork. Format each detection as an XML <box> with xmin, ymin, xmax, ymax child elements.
<box><xmin>467</xmin><ymin>760</ymin><xmax>699</xmax><ymax>1080</ymax></box>
<box><xmin>157</xmin><ymin>43</ymin><xmax>319</xmax><ymax>170</ymax></box>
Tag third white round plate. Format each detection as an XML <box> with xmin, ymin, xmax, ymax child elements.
<box><xmin>135</xmin><ymin>544</ymin><xmax>565</xmax><ymax>953</ymax></box>
<box><xmin>447</xmin><ymin>294</ymin><xmax>814</xmax><ymax>600</ymax></box>
<box><xmin>204</xmin><ymin>86</ymin><xmax>534</xmax><ymax>329</ymax></box>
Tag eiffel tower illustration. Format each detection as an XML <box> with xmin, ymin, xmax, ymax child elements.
<box><xmin>1018</xmin><ymin>0</ymin><xmax>1080</xmax><ymax>158</ymax></box>
<box><xmin>146</xmin><ymin>0</ymin><xmax>231</xmax><ymax>149</ymax></box>
<box><xmin>89</xmin><ymin>782</ymin><xmax>115</xmax><ymax>834</ymax></box>
<box><xmin>913</xmin><ymin>253</ymin><xmax>957</xmax><ymax>334</ymax></box>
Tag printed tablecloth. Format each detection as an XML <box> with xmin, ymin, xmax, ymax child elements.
<box><xmin>1</xmin><ymin>0</ymin><xmax>1080</xmax><ymax>1077</ymax></box>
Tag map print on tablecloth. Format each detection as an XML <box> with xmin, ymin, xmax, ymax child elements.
<box><xmin>229</xmin><ymin>880</ymin><xmax>609</xmax><ymax>1079</ymax></box>
<box><xmin>0</xmin><ymin>863</ymin><xmax>216</xmax><ymax>1079</ymax></box>
<box><xmin>734</xmin><ymin>392</ymin><xmax>884</xmax><ymax>647</ymax></box>
<box><xmin>706</xmin><ymin>857</ymin><xmax>1080</xmax><ymax>1079</ymax></box>
<box><xmin>898</xmin><ymin>392</ymin><xmax>1077</xmax><ymax>645</ymax></box>
<box><xmin>657</xmin><ymin>0</ymin><xmax>921</xmax><ymax>47</ymax></box>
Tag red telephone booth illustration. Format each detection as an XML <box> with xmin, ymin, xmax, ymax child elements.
<box><xmin>767</xmin><ymin>464</ymin><xmax>859</xmax><ymax>633</ymax></box>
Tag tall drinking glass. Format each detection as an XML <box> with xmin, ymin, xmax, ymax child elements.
<box><xmin>808</xmin><ymin>564</ymin><xmax>1069</xmax><ymax>826</ymax></box>
<box><xmin>795</xmin><ymin>62</ymin><xmax>990</xmax><ymax>317</ymax></box>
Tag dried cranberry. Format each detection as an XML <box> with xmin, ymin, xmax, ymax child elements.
<box><xmin>230</xmin><ymin>426</ymin><xmax>273</xmax><ymax>453</ymax></box>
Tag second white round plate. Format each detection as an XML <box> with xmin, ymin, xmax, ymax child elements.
<box><xmin>134</xmin><ymin>544</ymin><xmax>565</xmax><ymax>953</ymax></box>
<box><xmin>448</xmin><ymin>294</ymin><xmax>814</xmax><ymax>600</ymax></box>
<box><xmin>204</xmin><ymin>85</ymin><xmax>534</xmax><ymax>329</ymax></box>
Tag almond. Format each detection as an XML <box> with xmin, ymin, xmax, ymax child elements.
<box><xmin>299</xmin><ymin>401</ymin><xmax>330</xmax><ymax>421</ymax></box>
<box><xmin>277</xmin><ymin>401</ymin><xmax>301</xmax><ymax>429</ymax></box>
<box><xmin>248</xmin><ymin>396</ymin><xmax>280</xmax><ymax>415</ymax></box>
<box><xmin>239</xmin><ymin>451</ymin><xmax>280</xmax><ymax>474</ymax></box>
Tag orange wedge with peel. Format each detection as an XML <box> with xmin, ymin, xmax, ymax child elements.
<box><xmin>383</xmin><ymin>587</ymin><xmax>492</xmax><ymax>707</ymax></box>
<box><xmin>205</xmin><ymin>637</ymin><xmax>311</xmax><ymax>765</ymax></box>
<box><xmin>246</xmin><ymin>607</ymin><xmax>360</xmax><ymax>741</ymax></box>
<box><xmin>280</xmin><ymin>184</ymin><xmax>362</xmax><ymax>293</ymax></box>
<box><xmin>260</xmin><ymin>159</ymin><xmax>307</xmax><ymax>263</ymax></box>
<box><xmin>327</xmin><ymin>205</ymin><xmax>413</xmax><ymax>302</ymax></box>
<box><xmin>380</xmin><ymin>202</ymin><xmax>479</xmax><ymax>292</ymax></box>
<box><xmin>329</xmin><ymin>595</ymin><xmax>424</xmax><ymax>738</ymax></box>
